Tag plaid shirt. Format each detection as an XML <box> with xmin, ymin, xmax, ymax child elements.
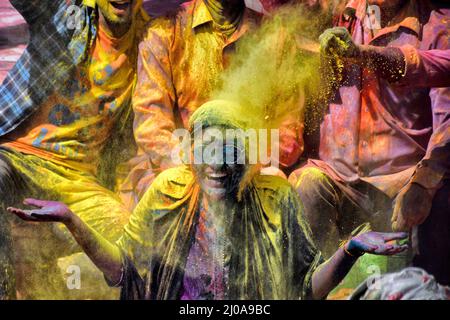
<box><xmin>0</xmin><ymin>0</ymin><xmax>97</xmax><ymax>136</ymax></box>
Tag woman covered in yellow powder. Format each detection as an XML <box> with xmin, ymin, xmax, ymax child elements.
<box><xmin>9</xmin><ymin>100</ymin><xmax>409</xmax><ymax>300</ymax></box>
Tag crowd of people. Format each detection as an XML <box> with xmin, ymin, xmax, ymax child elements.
<box><xmin>0</xmin><ymin>0</ymin><xmax>448</xmax><ymax>300</ymax></box>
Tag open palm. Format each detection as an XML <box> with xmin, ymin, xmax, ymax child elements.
<box><xmin>347</xmin><ymin>231</ymin><xmax>408</xmax><ymax>256</ymax></box>
<box><xmin>7</xmin><ymin>198</ymin><xmax>72</xmax><ymax>223</ymax></box>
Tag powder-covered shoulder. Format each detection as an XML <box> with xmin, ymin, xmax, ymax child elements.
<box><xmin>252</xmin><ymin>174</ymin><xmax>300</xmax><ymax>210</ymax></box>
<box><xmin>146</xmin><ymin>165</ymin><xmax>195</xmax><ymax>203</ymax></box>
<box><xmin>253</xmin><ymin>174</ymin><xmax>296</xmax><ymax>194</ymax></box>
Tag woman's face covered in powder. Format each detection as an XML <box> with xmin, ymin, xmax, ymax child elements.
<box><xmin>191</xmin><ymin>126</ymin><xmax>247</xmax><ymax>201</ymax></box>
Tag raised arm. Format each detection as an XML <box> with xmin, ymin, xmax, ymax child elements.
<box><xmin>311</xmin><ymin>231</ymin><xmax>408</xmax><ymax>299</ymax></box>
<box><xmin>319</xmin><ymin>27</ymin><xmax>407</xmax><ymax>82</ymax></box>
<box><xmin>319</xmin><ymin>27</ymin><xmax>450</xmax><ymax>87</ymax></box>
<box><xmin>398</xmin><ymin>47</ymin><xmax>450</xmax><ymax>88</ymax></box>
<box><xmin>7</xmin><ymin>199</ymin><xmax>123</xmax><ymax>284</ymax></box>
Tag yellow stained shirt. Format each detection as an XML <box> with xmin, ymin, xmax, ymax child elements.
<box><xmin>2</xmin><ymin>11</ymin><xmax>147</xmax><ymax>174</ymax></box>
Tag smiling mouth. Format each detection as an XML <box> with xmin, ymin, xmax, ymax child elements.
<box><xmin>110</xmin><ymin>0</ymin><xmax>131</xmax><ymax>11</ymax></box>
<box><xmin>205</xmin><ymin>173</ymin><xmax>228</xmax><ymax>187</ymax></box>
<box><xmin>207</xmin><ymin>173</ymin><xmax>227</xmax><ymax>180</ymax></box>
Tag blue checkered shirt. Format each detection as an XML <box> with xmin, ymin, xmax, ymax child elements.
<box><xmin>0</xmin><ymin>0</ymin><xmax>97</xmax><ymax>136</ymax></box>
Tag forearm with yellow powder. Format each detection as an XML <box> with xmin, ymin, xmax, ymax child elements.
<box><xmin>65</xmin><ymin>212</ymin><xmax>123</xmax><ymax>285</ymax></box>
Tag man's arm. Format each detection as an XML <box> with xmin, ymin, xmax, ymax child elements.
<box><xmin>319</xmin><ymin>28</ymin><xmax>450</xmax><ymax>87</ymax></box>
<box><xmin>399</xmin><ymin>46</ymin><xmax>450</xmax><ymax>88</ymax></box>
<box><xmin>392</xmin><ymin>20</ymin><xmax>450</xmax><ymax>231</ymax></box>
<box><xmin>132</xmin><ymin>19</ymin><xmax>179</xmax><ymax>172</ymax></box>
<box><xmin>9</xmin><ymin>0</ymin><xmax>68</xmax><ymax>25</ymax></box>
<box><xmin>319</xmin><ymin>27</ymin><xmax>407</xmax><ymax>82</ymax></box>
<box><xmin>348</xmin><ymin>45</ymin><xmax>450</xmax><ymax>88</ymax></box>
<box><xmin>392</xmin><ymin>87</ymin><xmax>450</xmax><ymax>231</ymax></box>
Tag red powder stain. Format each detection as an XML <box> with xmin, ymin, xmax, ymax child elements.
<box><xmin>387</xmin><ymin>292</ymin><xmax>404</xmax><ymax>300</ymax></box>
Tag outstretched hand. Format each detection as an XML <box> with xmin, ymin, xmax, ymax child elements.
<box><xmin>7</xmin><ymin>199</ymin><xmax>73</xmax><ymax>224</ymax></box>
<box><xmin>346</xmin><ymin>231</ymin><xmax>409</xmax><ymax>256</ymax></box>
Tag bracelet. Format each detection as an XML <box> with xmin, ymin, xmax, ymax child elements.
<box><xmin>341</xmin><ymin>240</ymin><xmax>363</xmax><ymax>258</ymax></box>
<box><xmin>343</xmin><ymin>244</ymin><xmax>356</xmax><ymax>257</ymax></box>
